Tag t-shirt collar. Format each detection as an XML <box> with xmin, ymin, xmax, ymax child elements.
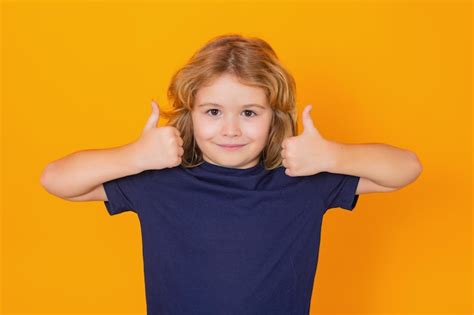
<box><xmin>198</xmin><ymin>159</ymin><xmax>265</xmax><ymax>176</ymax></box>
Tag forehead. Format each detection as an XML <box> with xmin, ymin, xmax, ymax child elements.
<box><xmin>194</xmin><ymin>73</ymin><xmax>268</xmax><ymax>107</ymax></box>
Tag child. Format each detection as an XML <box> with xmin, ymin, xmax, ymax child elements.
<box><xmin>40</xmin><ymin>33</ymin><xmax>422</xmax><ymax>315</ymax></box>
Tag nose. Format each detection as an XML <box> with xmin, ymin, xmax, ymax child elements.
<box><xmin>222</xmin><ymin>115</ymin><xmax>242</xmax><ymax>137</ymax></box>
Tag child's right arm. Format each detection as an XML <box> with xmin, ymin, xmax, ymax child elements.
<box><xmin>40</xmin><ymin>143</ymin><xmax>142</xmax><ymax>201</ymax></box>
<box><xmin>40</xmin><ymin>100</ymin><xmax>184</xmax><ymax>201</ymax></box>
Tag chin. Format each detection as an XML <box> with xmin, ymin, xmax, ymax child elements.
<box><xmin>205</xmin><ymin>155</ymin><xmax>245</xmax><ymax>166</ymax></box>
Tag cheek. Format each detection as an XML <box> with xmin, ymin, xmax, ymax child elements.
<box><xmin>247</xmin><ymin>126</ymin><xmax>266</xmax><ymax>139</ymax></box>
<box><xmin>193</xmin><ymin>121</ymin><xmax>218</xmax><ymax>139</ymax></box>
<box><xmin>247</xmin><ymin>120</ymin><xmax>272</xmax><ymax>140</ymax></box>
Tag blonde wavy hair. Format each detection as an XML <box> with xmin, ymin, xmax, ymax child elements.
<box><xmin>160</xmin><ymin>33</ymin><xmax>298</xmax><ymax>170</ymax></box>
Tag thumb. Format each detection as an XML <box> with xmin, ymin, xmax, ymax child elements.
<box><xmin>302</xmin><ymin>104</ymin><xmax>317</xmax><ymax>135</ymax></box>
<box><xmin>143</xmin><ymin>99</ymin><xmax>160</xmax><ymax>132</ymax></box>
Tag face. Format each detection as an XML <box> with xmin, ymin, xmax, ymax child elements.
<box><xmin>191</xmin><ymin>73</ymin><xmax>273</xmax><ymax>169</ymax></box>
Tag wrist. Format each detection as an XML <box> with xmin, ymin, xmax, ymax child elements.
<box><xmin>122</xmin><ymin>141</ymin><xmax>145</xmax><ymax>174</ymax></box>
<box><xmin>325</xmin><ymin>140</ymin><xmax>343</xmax><ymax>173</ymax></box>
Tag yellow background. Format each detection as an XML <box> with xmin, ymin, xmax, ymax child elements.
<box><xmin>2</xmin><ymin>0</ymin><xmax>472</xmax><ymax>314</ymax></box>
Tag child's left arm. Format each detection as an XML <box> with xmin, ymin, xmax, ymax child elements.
<box><xmin>325</xmin><ymin>141</ymin><xmax>422</xmax><ymax>193</ymax></box>
<box><xmin>280</xmin><ymin>105</ymin><xmax>423</xmax><ymax>194</ymax></box>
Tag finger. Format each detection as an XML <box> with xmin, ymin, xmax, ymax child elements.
<box><xmin>302</xmin><ymin>104</ymin><xmax>316</xmax><ymax>135</ymax></box>
<box><xmin>143</xmin><ymin>100</ymin><xmax>160</xmax><ymax>132</ymax></box>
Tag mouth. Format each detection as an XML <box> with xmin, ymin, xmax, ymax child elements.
<box><xmin>218</xmin><ymin>144</ymin><xmax>246</xmax><ymax>150</ymax></box>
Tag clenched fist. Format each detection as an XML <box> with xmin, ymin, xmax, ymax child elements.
<box><xmin>130</xmin><ymin>100</ymin><xmax>184</xmax><ymax>171</ymax></box>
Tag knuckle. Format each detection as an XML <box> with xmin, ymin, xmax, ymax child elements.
<box><xmin>172</xmin><ymin>126</ymin><xmax>181</xmax><ymax>135</ymax></box>
<box><xmin>165</xmin><ymin>126</ymin><xmax>176</xmax><ymax>134</ymax></box>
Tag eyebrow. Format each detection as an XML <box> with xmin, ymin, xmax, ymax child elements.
<box><xmin>197</xmin><ymin>102</ymin><xmax>267</xmax><ymax>110</ymax></box>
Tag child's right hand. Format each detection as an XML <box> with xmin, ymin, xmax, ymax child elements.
<box><xmin>131</xmin><ymin>100</ymin><xmax>184</xmax><ymax>172</ymax></box>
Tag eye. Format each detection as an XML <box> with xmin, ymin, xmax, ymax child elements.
<box><xmin>243</xmin><ymin>110</ymin><xmax>257</xmax><ymax>117</ymax></box>
<box><xmin>206</xmin><ymin>109</ymin><xmax>220</xmax><ymax>117</ymax></box>
<box><xmin>205</xmin><ymin>109</ymin><xmax>257</xmax><ymax>118</ymax></box>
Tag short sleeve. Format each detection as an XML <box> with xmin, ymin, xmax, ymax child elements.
<box><xmin>103</xmin><ymin>171</ymin><xmax>150</xmax><ymax>216</ymax></box>
<box><xmin>320</xmin><ymin>171</ymin><xmax>361</xmax><ymax>211</ymax></box>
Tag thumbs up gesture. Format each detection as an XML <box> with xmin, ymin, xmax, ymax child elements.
<box><xmin>281</xmin><ymin>105</ymin><xmax>336</xmax><ymax>177</ymax></box>
<box><xmin>130</xmin><ymin>100</ymin><xmax>184</xmax><ymax>172</ymax></box>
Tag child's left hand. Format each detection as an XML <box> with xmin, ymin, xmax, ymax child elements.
<box><xmin>281</xmin><ymin>104</ymin><xmax>336</xmax><ymax>177</ymax></box>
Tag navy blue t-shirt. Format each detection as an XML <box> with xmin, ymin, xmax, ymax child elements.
<box><xmin>103</xmin><ymin>160</ymin><xmax>360</xmax><ymax>315</ymax></box>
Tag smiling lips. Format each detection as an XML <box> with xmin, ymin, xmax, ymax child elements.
<box><xmin>219</xmin><ymin>144</ymin><xmax>246</xmax><ymax>150</ymax></box>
